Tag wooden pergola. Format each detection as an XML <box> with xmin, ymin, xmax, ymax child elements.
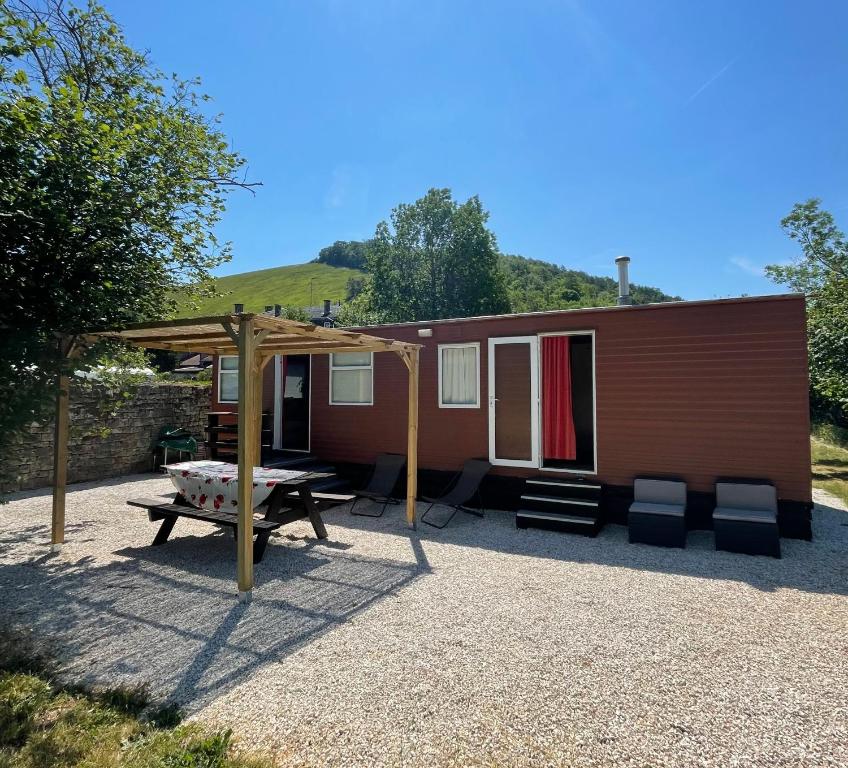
<box><xmin>51</xmin><ymin>313</ymin><xmax>421</xmax><ymax>600</ymax></box>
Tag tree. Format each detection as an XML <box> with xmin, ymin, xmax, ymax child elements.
<box><xmin>313</xmin><ymin>240</ymin><xmax>367</xmax><ymax>270</ymax></box>
<box><xmin>351</xmin><ymin>188</ymin><xmax>510</xmax><ymax>323</ymax></box>
<box><xmin>345</xmin><ymin>275</ymin><xmax>366</xmax><ymax>301</ymax></box>
<box><xmin>275</xmin><ymin>305</ymin><xmax>311</xmax><ymax>323</ymax></box>
<box><xmin>766</xmin><ymin>199</ymin><xmax>848</xmax><ymax>421</ymax></box>
<box><xmin>0</xmin><ymin>1</ymin><xmax>256</xmax><ymax>448</ymax></box>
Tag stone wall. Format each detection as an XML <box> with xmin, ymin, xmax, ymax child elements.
<box><xmin>2</xmin><ymin>382</ymin><xmax>210</xmax><ymax>493</ymax></box>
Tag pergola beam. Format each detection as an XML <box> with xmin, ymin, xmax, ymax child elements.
<box><xmin>80</xmin><ymin>340</ymin><xmax>399</xmax><ymax>355</ymax></box>
<box><xmin>122</xmin><ymin>331</ymin><xmax>350</xmax><ymax>346</ymax></box>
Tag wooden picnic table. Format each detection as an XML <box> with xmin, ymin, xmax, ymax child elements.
<box><xmin>260</xmin><ymin>471</ymin><xmax>332</xmax><ymax>539</ymax></box>
<box><xmin>127</xmin><ymin>465</ymin><xmax>336</xmax><ymax>562</ymax></box>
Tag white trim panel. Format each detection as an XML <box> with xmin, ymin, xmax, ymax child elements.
<box><xmin>437</xmin><ymin>342</ymin><xmax>481</xmax><ymax>408</ymax></box>
<box><xmin>273</xmin><ymin>354</ymin><xmax>282</xmax><ymax>450</ymax></box>
<box><xmin>487</xmin><ymin>336</ymin><xmax>540</xmax><ymax>468</ymax></box>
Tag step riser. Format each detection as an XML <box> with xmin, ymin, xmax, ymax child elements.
<box><xmin>516</xmin><ymin>514</ymin><xmax>601</xmax><ymax>537</ymax></box>
<box><xmin>521</xmin><ymin>498</ymin><xmax>600</xmax><ymax>516</ymax></box>
<box><xmin>525</xmin><ymin>479</ymin><xmax>601</xmax><ymax>501</ymax></box>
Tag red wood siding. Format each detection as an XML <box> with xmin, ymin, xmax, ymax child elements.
<box><xmin>309</xmin><ymin>295</ymin><xmax>811</xmax><ymax>503</ymax></box>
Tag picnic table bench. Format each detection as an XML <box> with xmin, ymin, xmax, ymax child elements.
<box><xmin>127</xmin><ymin>497</ymin><xmax>284</xmax><ymax>562</ymax></box>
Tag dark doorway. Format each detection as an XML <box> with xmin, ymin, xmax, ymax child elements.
<box><xmin>281</xmin><ymin>355</ymin><xmax>310</xmax><ymax>451</ymax></box>
<box><xmin>542</xmin><ymin>333</ymin><xmax>595</xmax><ymax>472</ymax></box>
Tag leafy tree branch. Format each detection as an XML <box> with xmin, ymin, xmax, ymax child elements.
<box><xmin>0</xmin><ymin>0</ymin><xmax>259</xmax><ymax>462</ymax></box>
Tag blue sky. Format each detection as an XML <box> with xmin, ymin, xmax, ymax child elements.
<box><xmin>109</xmin><ymin>0</ymin><xmax>847</xmax><ymax>300</ymax></box>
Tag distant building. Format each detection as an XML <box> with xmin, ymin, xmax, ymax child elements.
<box><xmin>306</xmin><ymin>299</ymin><xmax>340</xmax><ymax>328</ymax></box>
<box><xmin>172</xmin><ymin>352</ymin><xmax>213</xmax><ymax>378</ymax></box>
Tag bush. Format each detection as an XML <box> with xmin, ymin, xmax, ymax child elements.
<box><xmin>812</xmin><ymin>421</ymin><xmax>848</xmax><ymax>449</ymax></box>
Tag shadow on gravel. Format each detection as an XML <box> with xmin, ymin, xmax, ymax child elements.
<box><xmin>326</xmin><ymin>498</ymin><xmax>848</xmax><ymax>598</ymax></box>
<box><xmin>1</xmin><ymin>473</ymin><xmax>164</xmax><ymax>502</ymax></box>
<box><xmin>0</xmin><ymin>526</ymin><xmax>422</xmax><ymax>712</ymax></box>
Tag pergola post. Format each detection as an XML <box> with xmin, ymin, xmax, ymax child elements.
<box><xmin>403</xmin><ymin>347</ymin><xmax>420</xmax><ymax>529</ymax></box>
<box><xmin>235</xmin><ymin>316</ymin><xmax>260</xmax><ymax>600</ymax></box>
<box><xmin>51</xmin><ymin>336</ymin><xmax>76</xmax><ymax>552</ymax></box>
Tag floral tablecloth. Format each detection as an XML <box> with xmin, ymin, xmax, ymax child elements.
<box><xmin>162</xmin><ymin>460</ymin><xmax>306</xmax><ymax>513</ymax></box>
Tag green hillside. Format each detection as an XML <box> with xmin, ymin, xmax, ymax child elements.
<box><xmin>175</xmin><ymin>262</ymin><xmax>360</xmax><ymax>317</ymax></box>
<box><xmin>176</xmin><ymin>254</ymin><xmax>679</xmax><ymax>320</ymax></box>
<box><xmin>499</xmin><ymin>254</ymin><xmax>680</xmax><ymax>312</ymax></box>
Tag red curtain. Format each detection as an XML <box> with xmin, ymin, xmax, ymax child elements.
<box><xmin>542</xmin><ymin>336</ymin><xmax>577</xmax><ymax>461</ymax></box>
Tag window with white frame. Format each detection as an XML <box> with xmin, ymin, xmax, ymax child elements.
<box><xmin>218</xmin><ymin>356</ymin><xmax>238</xmax><ymax>403</ymax></box>
<box><xmin>329</xmin><ymin>351</ymin><xmax>373</xmax><ymax>405</ymax></box>
<box><xmin>438</xmin><ymin>343</ymin><xmax>480</xmax><ymax>408</ymax></box>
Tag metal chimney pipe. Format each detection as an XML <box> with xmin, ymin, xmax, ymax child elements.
<box><xmin>615</xmin><ymin>256</ymin><xmax>632</xmax><ymax>306</ymax></box>
<box><xmin>234</xmin><ymin>303</ymin><xmax>244</xmax><ymax>314</ymax></box>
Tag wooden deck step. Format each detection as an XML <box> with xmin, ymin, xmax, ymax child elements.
<box><xmin>263</xmin><ymin>454</ymin><xmax>319</xmax><ymax>469</ymax></box>
<box><xmin>286</xmin><ymin>491</ymin><xmax>356</xmax><ymax>509</ymax></box>
<box><xmin>309</xmin><ymin>476</ymin><xmax>349</xmax><ymax>493</ymax></box>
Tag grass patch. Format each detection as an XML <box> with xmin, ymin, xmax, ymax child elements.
<box><xmin>0</xmin><ymin>629</ymin><xmax>270</xmax><ymax>768</ymax></box>
<box><xmin>811</xmin><ymin>436</ymin><xmax>848</xmax><ymax>507</ymax></box>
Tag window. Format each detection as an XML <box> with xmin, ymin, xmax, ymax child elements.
<box><xmin>438</xmin><ymin>343</ymin><xmax>480</xmax><ymax>408</ymax></box>
<box><xmin>218</xmin><ymin>356</ymin><xmax>238</xmax><ymax>403</ymax></box>
<box><xmin>330</xmin><ymin>351</ymin><xmax>373</xmax><ymax>405</ymax></box>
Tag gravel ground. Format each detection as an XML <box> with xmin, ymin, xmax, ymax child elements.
<box><xmin>1</xmin><ymin>475</ymin><xmax>846</xmax><ymax>767</ymax></box>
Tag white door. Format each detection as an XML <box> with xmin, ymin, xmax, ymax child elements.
<box><xmin>488</xmin><ymin>336</ymin><xmax>539</xmax><ymax>468</ymax></box>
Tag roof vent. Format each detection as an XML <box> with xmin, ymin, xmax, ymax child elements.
<box><xmin>615</xmin><ymin>256</ymin><xmax>632</xmax><ymax>306</ymax></box>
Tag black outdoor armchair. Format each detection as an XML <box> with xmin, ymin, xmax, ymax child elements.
<box><xmin>349</xmin><ymin>453</ymin><xmax>407</xmax><ymax>517</ymax></box>
<box><xmin>421</xmin><ymin>459</ymin><xmax>492</xmax><ymax>529</ymax></box>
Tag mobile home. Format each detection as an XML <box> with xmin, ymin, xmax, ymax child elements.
<box><xmin>210</xmin><ymin>293</ymin><xmax>812</xmax><ymax>538</ymax></box>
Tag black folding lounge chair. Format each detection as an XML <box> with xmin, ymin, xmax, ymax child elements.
<box><xmin>421</xmin><ymin>459</ymin><xmax>492</xmax><ymax>529</ymax></box>
<box><xmin>349</xmin><ymin>453</ymin><xmax>407</xmax><ymax>517</ymax></box>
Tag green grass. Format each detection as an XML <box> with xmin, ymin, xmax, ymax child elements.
<box><xmin>176</xmin><ymin>262</ymin><xmax>361</xmax><ymax>317</ymax></box>
<box><xmin>0</xmin><ymin>629</ymin><xmax>270</xmax><ymax>768</ymax></box>
<box><xmin>811</xmin><ymin>436</ymin><xmax>848</xmax><ymax>507</ymax></box>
